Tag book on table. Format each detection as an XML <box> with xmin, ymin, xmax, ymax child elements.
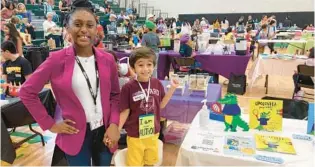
<box><xmin>255</xmin><ymin>134</ymin><xmax>296</xmax><ymax>155</ymax></box>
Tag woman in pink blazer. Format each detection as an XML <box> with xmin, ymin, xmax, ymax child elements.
<box><xmin>19</xmin><ymin>0</ymin><xmax>120</xmax><ymax>166</ymax></box>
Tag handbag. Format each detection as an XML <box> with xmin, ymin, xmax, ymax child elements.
<box><xmin>227</xmin><ymin>73</ymin><xmax>246</xmax><ymax>95</ymax></box>
<box><xmin>262</xmin><ymin>96</ymin><xmax>309</xmax><ymax>120</ymax></box>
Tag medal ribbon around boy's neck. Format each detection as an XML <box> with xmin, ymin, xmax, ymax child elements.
<box><xmin>137</xmin><ymin>78</ymin><xmax>151</xmax><ymax>113</ymax></box>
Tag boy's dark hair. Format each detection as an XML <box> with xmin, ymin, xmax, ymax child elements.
<box><xmin>129</xmin><ymin>47</ymin><xmax>156</xmax><ymax>68</ymax></box>
<box><xmin>261</xmin><ymin>24</ymin><xmax>268</xmax><ymax>29</ymax></box>
<box><xmin>1</xmin><ymin>40</ymin><xmax>17</xmax><ymax>54</ymax></box>
<box><xmin>64</xmin><ymin>0</ymin><xmax>96</xmax><ymax>27</ymax></box>
<box><xmin>246</xmin><ymin>27</ymin><xmax>252</xmax><ymax>33</ymax></box>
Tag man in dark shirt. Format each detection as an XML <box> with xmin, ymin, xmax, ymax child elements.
<box><xmin>1</xmin><ymin>41</ymin><xmax>32</xmax><ymax>85</ymax></box>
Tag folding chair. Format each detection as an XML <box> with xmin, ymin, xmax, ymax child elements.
<box><xmin>293</xmin><ymin>64</ymin><xmax>314</xmax><ymax>99</ymax></box>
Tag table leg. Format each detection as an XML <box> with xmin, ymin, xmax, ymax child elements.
<box><xmin>265</xmin><ymin>75</ymin><xmax>269</xmax><ymax>94</ymax></box>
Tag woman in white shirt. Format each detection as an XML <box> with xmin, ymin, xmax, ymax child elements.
<box><xmin>42</xmin><ymin>12</ymin><xmax>62</xmax><ymax>47</ymax></box>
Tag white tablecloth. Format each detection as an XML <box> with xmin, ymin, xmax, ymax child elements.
<box><xmin>248</xmin><ymin>57</ymin><xmax>306</xmax><ymax>88</ymax></box>
<box><xmin>175</xmin><ymin>112</ymin><xmax>314</xmax><ymax>166</ymax></box>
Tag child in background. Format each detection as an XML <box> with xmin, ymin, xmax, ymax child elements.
<box><xmin>223</xmin><ymin>27</ymin><xmax>234</xmax><ymax>41</ymax></box>
<box><xmin>119</xmin><ymin>47</ymin><xmax>179</xmax><ymax>166</ymax></box>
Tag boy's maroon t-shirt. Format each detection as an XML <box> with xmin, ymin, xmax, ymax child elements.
<box><xmin>120</xmin><ymin>78</ymin><xmax>165</xmax><ymax>138</ymax></box>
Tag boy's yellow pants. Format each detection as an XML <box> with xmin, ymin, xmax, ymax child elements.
<box><xmin>126</xmin><ymin>133</ymin><xmax>159</xmax><ymax>166</ymax></box>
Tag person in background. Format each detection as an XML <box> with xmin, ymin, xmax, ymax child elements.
<box><xmin>175</xmin><ymin>18</ymin><xmax>182</xmax><ymax>34</ymax></box>
<box><xmin>95</xmin><ymin>16</ymin><xmax>105</xmax><ymax>49</ymax></box>
<box><xmin>124</xmin><ymin>16</ymin><xmax>133</xmax><ymax>39</ymax></box>
<box><xmin>43</xmin><ymin>0</ymin><xmax>59</xmax><ymax>23</ymax></box>
<box><xmin>1</xmin><ymin>1</ymin><xmax>16</xmax><ymax>20</ymax></box>
<box><xmin>19</xmin><ymin>0</ymin><xmax>120</xmax><ymax>165</ymax></box>
<box><xmin>212</xmin><ymin>18</ymin><xmax>220</xmax><ymax>33</ymax></box>
<box><xmin>126</xmin><ymin>4</ymin><xmax>133</xmax><ymax>15</ymax></box>
<box><xmin>293</xmin><ymin>47</ymin><xmax>314</xmax><ymax>99</ymax></box>
<box><xmin>147</xmin><ymin>14</ymin><xmax>155</xmax><ymax>22</ymax></box>
<box><xmin>245</xmin><ymin>27</ymin><xmax>255</xmax><ymax>54</ymax></box>
<box><xmin>267</xmin><ymin>19</ymin><xmax>277</xmax><ymax>54</ymax></box>
<box><xmin>3</xmin><ymin>23</ymin><xmax>23</xmax><ymax>56</ymax></box>
<box><xmin>103</xmin><ymin>0</ymin><xmax>109</xmax><ymax>9</ymax></box>
<box><xmin>258</xmin><ymin>24</ymin><xmax>268</xmax><ymax>54</ymax></box>
<box><xmin>11</xmin><ymin>16</ymin><xmax>26</xmax><ymax>33</ymax></box>
<box><xmin>236</xmin><ymin>16</ymin><xmax>245</xmax><ymax>33</ymax></box>
<box><xmin>59</xmin><ymin>0</ymin><xmax>70</xmax><ymax>28</ymax></box>
<box><xmin>157</xmin><ymin>18</ymin><xmax>167</xmax><ymax>34</ymax></box>
<box><xmin>1</xmin><ymin>0</ymin><xmax>7</xmax><ymax>10</ymax></box>
<box><xmin>246</xmin><ymin>15</ymin><xmax>255</xmax><ymax>29</ymax></box>
<box><xmin>260</xmin><ymin>15</ymin><xmax>268</xmax><ymax>27</ymax></box>
<box><xmin>43</xmin><ymin>12</ymin><xmax>61</xmax><ymax>47</ymax></box>
<box><xmin>191</xmin><ymin>19</ymin><xmax>202</xmax><ymax>39</ymax></box>
<box><xmin>132</xmin><ymin>31</ymin><xmax>140</xmax><ymax>47</ymax></box>
<box><xmin>118</xmin><ymin>47</ymin><xmax>179</xmax><ymax>166</ymax></box>
<box><xmin>117</xmin><ymin>10</ymin><xmax>126</xmax><ymax>20</ymax></box>
<box><xmin>16</xmin><ymin>3</ymin><xmax>36</xmax><ymax>39</ymax></box>
<box><xmin>179</xmin><ymin>33</ymin><xmax>193</xmax><ymax>57</ymax></box>
<box><xmin>181</xmin><ymin>21</ymin><xmax>191</xmax><ymax>35</ymax></box>
<box><xmin>221</xmin><ymin>17</ymin><xmax>229</xmax><ymax>33</ymax></box>
<box><xmin>283</xmin><ymin>15</ymin><xmax>292</xmax><ymax>28</ymax></box>
<box><xmin>1</xmin><ymin>40</ymin><xmax>32</xmax><ymax>85</ymax></box>
<box><xmin>200</xmin><ymin>17</ymin><xmax>207</xmax><ymax>27</ymax></box>
<box><xmin>141</xmin><ymin>21</ymin><xmax>160</xmax><ymax>78</ymax></box>
<box><xmin>223</xmin><ymin>27</ymin><xmax>234</xmax><ymax>41</ymax></box>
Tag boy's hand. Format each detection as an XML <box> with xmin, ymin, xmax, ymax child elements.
<box><xmin>170</xmin><ymin>79</ymin><xmax>180</xmax><ymax>89</ymax></box>
<box><xmin>103</xmin><ymin>124</ymin><xmax>120</xmax><ymax>148</ymax></box>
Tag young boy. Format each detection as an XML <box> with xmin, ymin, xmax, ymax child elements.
<box><xmin>141</xmin><ymin>21</ymin><xmax>160</xmax><ymax>78</ymax></box>
<box><xmin>1</xmin><ymin>40</ymin><xmax>32</xmax><ymax>85</ymax></box>
<box><xmin>119</xmin><ymin>47</ymin><xmax>178</xmax><ymax>166</ymax></box>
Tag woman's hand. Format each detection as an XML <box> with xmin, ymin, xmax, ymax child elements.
<box><xmin>49</xmin><ymin>119</ymin><xmax>79</xmax><ymax>134</ymax></box>
<box><xmin>103</xmin><ymin>124</ymin><xmax>120</xmax><ymax>148</ymax></box>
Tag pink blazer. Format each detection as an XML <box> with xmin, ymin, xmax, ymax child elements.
<box><xmin>19</xmin><ymin>46</ymin><xmax>120</xmax><ymax>155</ymax></box>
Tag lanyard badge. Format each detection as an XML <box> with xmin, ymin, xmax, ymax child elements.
<box><xmin>137</xmin><ymin>79</ymin><xmax>151</xmax><ymax>111</ymax></box>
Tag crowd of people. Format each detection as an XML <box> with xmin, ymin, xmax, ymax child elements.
<box><xmin>0</xmin><ymin>0</ymin><xmax>314</xmax><ymax>166</ymax></box>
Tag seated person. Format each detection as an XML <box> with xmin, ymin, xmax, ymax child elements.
<box><xmin>223</xmin><ymin>27</ymin><xmax>234</xmax><ymax>41</ymax></box>
<box><xmin>245</xmin><ymin>27</ymin><xmax>255</xmax><ymax>54</ymax></box>
<box><xmin>1</xmin><ymin>40</ymin><xmax>32</xmax><ymax>86</ymax></box>
<box><xmin>179</xmin><ymin>33</ymin><xmax>193</xmax><ymax>57</ymax></box>
<box><xmin>293</xmin><ymin>47</ymin><xmax>314</xmax><ymax>99</ymax></box>
<box><xmin>43</xmin><ymin>12</ymin><xmax>61</xmax><ymax>47</ymax></box>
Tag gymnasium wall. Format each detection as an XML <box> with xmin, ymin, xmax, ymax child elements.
<box><xmin>143</xmin><ymin>0</ymin><xmax>314</xmax><ymax>26</ymax></box>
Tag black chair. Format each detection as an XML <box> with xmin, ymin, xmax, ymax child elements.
<box><xmin>174</xmin><ymin>57</ymin><xmax>196</xmax><ymax>74</ymax></box>
<box><xmin>294</xmin><ymin>65</ymin><xmax>314</xmax><ymax>99</ymax></box>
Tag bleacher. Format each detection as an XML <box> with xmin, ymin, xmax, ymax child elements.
<box><xmin>19</xmin><ymin>0</ymin><xmax>146</xmax><ymax>47</ymax></box>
